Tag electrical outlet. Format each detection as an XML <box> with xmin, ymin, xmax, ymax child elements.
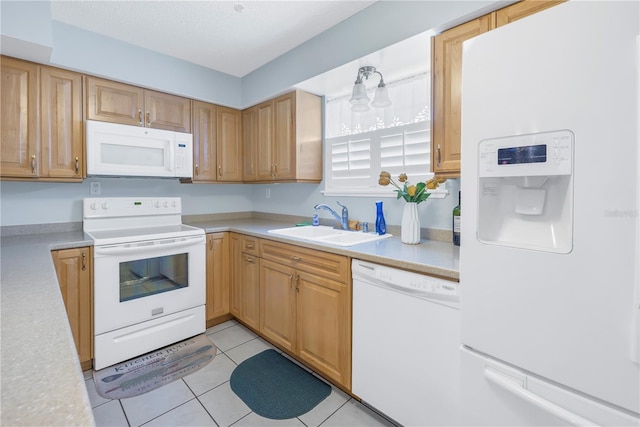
<box><xmin>266</xmin><ymin>188</ymin><xmax>271</xmax><ymax>199</ymax></box>
<box><xmin>90</xmin><ymin>182</ymin><xmax>101</xmax><ymax>195</ymax></box>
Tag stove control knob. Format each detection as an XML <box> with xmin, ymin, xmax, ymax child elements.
<box><xmin>101</xmin><ymin>202</ymin><xmax>109</xmax><ymax>210</ymax></box>
<box><xmin>90</xmin><ymin>202</ymin><xmax>98</xmax><ymax>210</ymax></box>
<box><xmin>163</xmin><ymin>201</ymin><xmax>169</xmax><ymax>208</ymax></box>
<box><xmin>171</xmin><ymin>200</ymin><xmax>177</xmax><ymax>207</ymax></box>
<box><xmin>154</xmin><ymin>201</ymin><xmax>161</xmax><ymax>208</ymax></box>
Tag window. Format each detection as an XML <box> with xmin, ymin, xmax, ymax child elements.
<box><xmin>323</xmin><ymin>73</ymin><xmax>433</xmax><ymax>197</ymax></box>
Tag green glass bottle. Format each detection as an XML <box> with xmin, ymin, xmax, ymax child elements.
<box><xmin>452</xmin><ymin>191</ymin><xmax>461</xmax><ymax>246</ymax></box>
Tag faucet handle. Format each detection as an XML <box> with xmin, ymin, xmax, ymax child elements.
<box><xmin>337</xmin><ymin>201</ymin><xmax>347</xmax><ymax>212</ymax></box>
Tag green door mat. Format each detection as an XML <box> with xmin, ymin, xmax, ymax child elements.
<box><xmin>230</xmin><ymin>349</ymin><xmax>331</xmax><ymax>419</ymax></box>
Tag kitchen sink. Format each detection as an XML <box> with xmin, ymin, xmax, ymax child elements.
<box><xmin>267</xmin><ymin>225</ymin><xmax>392</xmax><ymax>247</ymax></box>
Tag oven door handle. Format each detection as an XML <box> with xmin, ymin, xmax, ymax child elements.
<box><xmin>94</xmin><ymin>235</ymin><xmax>205</xmax><ymax>256</ymax></box>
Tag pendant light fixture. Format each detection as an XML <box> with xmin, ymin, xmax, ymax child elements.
<box><xmin>348</xmin><ymin>66</ymin><xmax>392</xmax><ymax>112</ymax></box>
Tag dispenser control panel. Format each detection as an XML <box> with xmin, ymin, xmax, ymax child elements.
<box><xmin>479</xmin><ymin>130</ymin><xmax>573</xmax><ymax>177</ymax></box>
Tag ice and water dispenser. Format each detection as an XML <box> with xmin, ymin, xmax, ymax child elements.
<box><xmin>477</xmin><ymin>130</ymin><xmax>574</xmax><ymax>253</ymax></box>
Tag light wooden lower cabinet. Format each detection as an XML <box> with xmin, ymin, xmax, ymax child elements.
<box><xmin>230</xmin><ymin>233</ymin><xmax>260</xmax><ymax>330</ymax></box>
<box><xmin>206</xmin><ymin>232</ymin><xmax>231</xmax><ymax>326</ymax></box>
<box><xmin>259</xmin><ymin>239</ymin><xmax>352</xmax><ymax>389</ymax></box>
<box><xmin>51</xmin><ymin>247</ymin><xmax>93</xmax><ymax>371</ymax></box>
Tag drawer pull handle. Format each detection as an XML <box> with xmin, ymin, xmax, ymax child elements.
<box><xmin>246</xmin><ymin>257</ymin><xmax>255</xmax><ymax>264</ymax></box>
<box><xmin>246</xmin><ymin>243</ymin><xmax>254</xmax><ymax>249</ymax></box>
<box><xmin>195</xmin><ymin>164</ymin><xmax>199</xmax><ymax>176</ymax></box>
<box><xmin>81</xmin><ymin>252</ymin><xmax>87</xmax><ymax>271</ymax></box>
<box><xmin>75</xmin><ymin>156</ymin><xmax>79</xmax><ymax>174</ymax></box>
<box><xmin>31</xmin><ymin>154</ymin><xmax>37</xmax><ymax>174</ymax></box>
<box><xmin>291</xmin><ymin>256</ymin><xmax>301</xmax><ymax>262</ymax></box>
<box><xmin>436</xmin><ymin>144</ymin><xmax>442</xmax><ymax>168</ymax></box>
<box><xmin>146</xmin><ymin>111</ymin><xmax>151</xmax><ymax>126</ymax></box>
<box><xmin>138</xmin><ymin>109</ymin><xmax>143</xmax><ymax>125</ymax></box>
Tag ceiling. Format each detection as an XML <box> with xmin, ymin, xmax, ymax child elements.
<box><xmin>50</xmin><ymin>0</ymin><xmax>377</xmax><ymax>78</ymax></box>
<box><xmin>50</xmin><ymin>0</ymin><xmax>432</xmax><ymax>99</ymax></box>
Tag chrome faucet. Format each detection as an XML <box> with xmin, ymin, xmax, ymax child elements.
<box><xmin>314</xmin><ymin>202</ymin><xmax>349</xmax><ymax>230</ymax></box>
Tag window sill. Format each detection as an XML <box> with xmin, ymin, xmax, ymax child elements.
<box><xmin>321</xmin><ymin>187</ymin><xmax>449</xmax><ymax>199</ymax></box>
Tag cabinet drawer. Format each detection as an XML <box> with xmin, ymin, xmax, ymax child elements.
<box><xmin>260</xmin><ymin>239</ymin><xmax>349</xmax><ymax>283</ymax></box>
<box><xmin>241</xmin><ymin>235</ymin><xmax>260</xmax><ymax>256</ymax></box>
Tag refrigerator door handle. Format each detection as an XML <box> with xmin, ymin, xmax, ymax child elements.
<box><xmin>484</xmin><ymin>366</ymin><xmax>597</xmax><ymax>427</ymax></box>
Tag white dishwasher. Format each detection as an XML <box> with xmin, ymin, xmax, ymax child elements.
<box><xmin>351</xmin><ymin>259</ymin><xmax>461</xmax><ymax>426</ymax></box>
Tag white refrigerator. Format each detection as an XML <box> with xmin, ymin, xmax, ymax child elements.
<box><xmin>459</xmin><ymin>1</ymin><xmax>639</xmax><ymax>426</ymax></box>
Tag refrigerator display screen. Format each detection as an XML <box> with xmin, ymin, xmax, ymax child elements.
<box><xmin>498</xmin><ymin>144</ymin><xmax>546</xmax><ymax>165</ymax></box>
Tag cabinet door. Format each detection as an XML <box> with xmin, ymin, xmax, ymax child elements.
<box><xmin>192</xmin><ymin>101</ymin><xmax>217</xmax><ymax>182</ymax></box>
<box><xmin>273</xmin><ymin>92</ymin><xmax>296</xmax><ymax>180</ymax></box>
<box><xmin>40</xmin><ymin>66</ymin><xmax>83</xmax><ymax>179</ymax></box>
<box><xmin>52</xmin><ymin>247</ymin><xmax>92</xmax><ymax>370</ymax></box>
<box><xmin>144</xmin><ymin>90</ymin><xmax>191</xmax><ymax>132</ymax></box>
<box><xmin>1</xmin><ymin>57</ymin><xmax>39</xmax><ymax>177</ymax></box>
<box><xmin>431</xmin><ymin>15</ymin><xmax>493</xmax><ymax>177</ymax></box>
<box><xmin>241</xmin><ymin>253</ymin><xmax>261</xmax><ymax>331</ymax></box>
<box><xmin>495</xmin><ymin>0</ymin><xmax>564</xmax><ymax>26</ymax></box>
<box><xmin>86</xmin><ymin>76</ymin><xmax>144</xmax><ymax>126</ymax></box>
<box><xmin>230</xmin><ymin>233</ymin><xmax>243</xmax><ymax>318</ymax></box>
<box><xmin>216</xmin><ymin>106</ymin><xmax>242</xmax><ymax>181</ymax></box>
<box><xmin>241</xmin><ymin>106</ymin><xmax>258</xmax><ymax>182</ymax></box>
<box><xmin>256</xmin><ymin>100</ymin><xmax>275</xmax><ymax>180</ymax></box>
<box><xmin>296</xmin><ymin>271</ymin><xmax>351</xmax><ymax>389</ymax></box>
<box><xmin>206</xmin><ymin>233</ymin><xmax>230</xmax><ymax>323</ymax></box>
<box><xmin>260</xmin><ymin>259</ymin><xmax>296</xmax><ymax>352</ymax></box>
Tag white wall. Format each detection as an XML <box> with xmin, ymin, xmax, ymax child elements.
<box><xmin>0</xmin><ymin>179</ymin><xmax>253</xmax><ymax>226</ymax></box>
<box><xmin>250</xmin><ymin>179</ymin><xmax>460</xmax><ymax>231</ymax></box>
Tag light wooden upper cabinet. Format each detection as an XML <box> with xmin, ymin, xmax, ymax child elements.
<box><xmin>241</xmin><ymin>107</ymin><xmax>258</xmax><ymax>182</ymax></box>
<box><xmin>246</xmin><ymin>90</ymin><xmax>322</xmax><ymax>183</ymax></box>
<box><xmin>431</xmin><ymin>15</ymin><xmax>493</xmax><ymax>178</ymax></box>
<box><xmin>191</xmin><ymin>102</ymin><xmax>242</xmax><ymax>183</ymax></box>
<box><xmin>216</xmin><ymin>106</ymin><xmax>242</xmax><ymax>182</ymax></box>
<box><xmin>431</xmin><ymin>0</ymin><xmax>564</xmax><ymax>178</ymax></box>
<box><xmin>52</xmin><ymin>247</ymin><xmax>93</xmax><ymax>370</ymax></box>
<box><xmin>1</xmin><ymin>58</ymin><xmax>39</xmax><ymax>178</ymax></box>
<box><xmin>192</xmin><ymin>100</ymin><xmax>217</xmax><ymax>181</ymax></box>
<box><xmin>255</xmin><ymin>100</ymin><xmax>275</xmax><ymax>181</ymax></box>
<box><xmin>86</xmin><ymin>76</ymin><xmax>191</xmax><ymax>132</ymax></box>
<box><xmin>1</xmin><ymin>57</ymin><xmax>83</xmax><ymax>181</ymax></box>
<box><xmin>495</xmin><ymin>0</ymin><xmax>565</xmax><ymax>26</ymax></box>
<box><xmin>40</xmin><ymin>66</ymin><xmax>84</xmax><ymax>179</ymax></box>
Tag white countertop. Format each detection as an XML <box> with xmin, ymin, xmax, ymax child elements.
<box><xmin>1</xmin><ymin>232</ymin><xmax>96</xmax><ymax>427</ymax></box>
<box><xmin>0</xmin><ymin>218</ymin><xmax>458</xmax><ymax>425</ymax></box>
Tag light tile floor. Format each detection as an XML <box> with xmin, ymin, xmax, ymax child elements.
<box><xmin>85</xmin><ymin>320</ymin><xmax>396</xmax><ymax>427</ymax></box>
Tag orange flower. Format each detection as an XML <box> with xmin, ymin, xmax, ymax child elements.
<box><xmin>378</xmin><ymin>171</ymin><xmax>391</xmax><ymax>186</ymax></box>
<box><xmin>407</xmin><ymin>185</ymin><xmax>417</xmax><ymax>196</ymax></box>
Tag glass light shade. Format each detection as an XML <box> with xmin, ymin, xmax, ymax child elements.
<box><xmin>349</xmin><ymin>83</ymin><xmax>370</xmax><ymax>105</ymax></box>
<box><xmin>351</xmin><ymin>102</ymin><xmax>370</xmax><ymax>113</ymax></box>
<box><xmin>371</xmin><ymin>85</ymin><xmax>392</xmax><ymax>108</ymax></box>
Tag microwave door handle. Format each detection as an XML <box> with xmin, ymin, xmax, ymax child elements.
<box><xmin>94</xmin><ymin>236</ymin><xmax>204</xmax><ymax>256</ymax></box>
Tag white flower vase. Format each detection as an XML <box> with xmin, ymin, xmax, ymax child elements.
<box><xmin>401</xmin><ymin>202</ymin><xmax>421</xmax><ymax>244</ymax></box>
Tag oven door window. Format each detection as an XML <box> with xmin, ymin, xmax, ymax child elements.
<box><xmin>120</xmin><ymin>253</ymin><xmax>188</xmax><ymax>302</ymax></box>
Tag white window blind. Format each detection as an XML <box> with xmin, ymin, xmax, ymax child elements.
<box><xmin>324</xmin><ymin>122</ymin><xmax>431</xmax><ymax>196</ymax></box>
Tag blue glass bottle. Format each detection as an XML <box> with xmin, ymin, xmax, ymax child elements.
<box><xmin>375</xmin><ymin>201</ymin><xmax>386</xmax><ymax>235</ymax></box>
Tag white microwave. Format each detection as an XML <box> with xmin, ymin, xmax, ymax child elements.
<box><xmin>86</xmin><ymin>120</ymin><xmax>193</xmax><ymax>179</ymax></box>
